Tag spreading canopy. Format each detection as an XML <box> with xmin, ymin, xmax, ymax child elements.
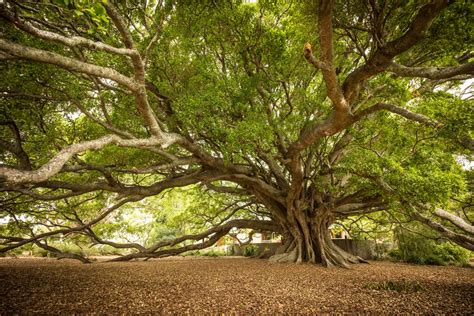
<box><xmin>0</xmin><ymin>0</ymin><xmax>472</xmax><ymax>266</ymax></box>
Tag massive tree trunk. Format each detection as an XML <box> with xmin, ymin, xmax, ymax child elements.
<box><xmin>270</xmin><ymin>210</ymin><xmax>367</xmax><ymax>267</ymax></box>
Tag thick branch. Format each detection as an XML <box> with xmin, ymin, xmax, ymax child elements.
<box><xmin>434</xmin><ymin>208</ymin><xmax>474</xmax><ymax>235</ymax></box>
<box><xmin>0</xmin><ymin>135</ymin><xmax>167</xmax><ymax>184</ymax></box>
<box><xmin>105</xmin><ymin>4</ymin><xmax>170</xmax><ymax>140</ymax></box>
<box><xmin>0</xmin><ymin>197</ymin><xmax>135</xmax><ymax>253</ymax></box>
<box><xmin>343</xmin><ymin>0</ymin><xmax>450</xmax><ymax>104</ymax></box>
<box><xmin>0</xmin><ymin>120</ymin><xmax>31</xmax><ymax>170</ymax></box>
<box><xmin>111</xmin><ymin>219</ymin><xmax>280</xmax><ymax>261</ymax></box>
<box><xmin>315</xmin><ymin>0</ymin><xmax>349</xmax><ymax>112</ymax></box>
<box><xmin>86</xmin><ymin>228</ymin><xmax>147</xmax><ymax>252</ymax></box>
<box><xmin>412</xmin><ymin>211</ymin><xmax>474</xmax><ymax>251</ymax></box>
<box><xmin>388</xmin><ymin>62</ymin><xmax>474</xmax><ymax>80</ymax></box>
<box><xmin>0</xmin><ymin>39</ymin><xmax>139</xmax><ymax>90</ymax></box>
<box><xmin>0</xmin><ymin>5</ymin><xmax>137</xmax><ymax>57</ymax></box>
<box><xmin>354</xmin><ymin>102</ymin><xmax>441</xmax><ymax>127</ymax></box>
<box><xmin>33</xmin><ymin>241</ymin><xmax>91</xmax><ymax>264</ymax></box>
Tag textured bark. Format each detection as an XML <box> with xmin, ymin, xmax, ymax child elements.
<box><xmin>0</xmin><ymin>6</ymin><xmax>137</xmax><ymax>57</ymax></box>
<box><xmin>0</xmin><ymin>136</ymin><xmax>177</xmax><ymax>184</ymax></box>
<box><xmin>270</xmin><ymin>210</ymin><xmax>367</xmax><ymax>267</ymax></box>
<box><xmin>412</xmin><ymin>212</ymin><xmax>474</xmax><ymax>251</ymax></box>
<box><xmin>388</xmin><ymin>62</ymin><xmax>474</xmax><ymax>80</ymax></box>
<box><xmin>434</xmin><ymin>208</ymin><xmax>474</xmax><ymax>235</ymax></box>
<box><xmin>0</xmin><ymin>39</ymin><xmax>138</xmax><ymax>90</ymax></box>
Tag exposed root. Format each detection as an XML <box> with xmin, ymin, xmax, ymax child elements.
<box><xmin>269</xmin><ymin>246</ymin><xmax>298</xmax><ymax>263</ymax></box>
<box><xmin>269</xmin><ymin>225</ymin><xmax>370</xmax><ymax>267</ymax></box>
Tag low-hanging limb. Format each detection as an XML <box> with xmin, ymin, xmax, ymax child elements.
<box><xmin>85</xmin><ymin>228</ymin><xmax>147</xmax><ymax>253</ymax></box>
<box><xmin>0</xmin><ymin>196</ymin><xmax>137</xmax><ymax>253</ymax></box>
<box><xmin>433</xmin><ymin>208</ymin><xmax>474</xmax><ymax>235</ymax></box>
<box><xmin>356</xmin><ymin>173</ymin><xmax>474</xmax><ymax>251</ymax></box>
<box><xmin>409</xmin><ymin>209</ymin><xmax>474</xmax><ymax>251</ymax></box>
<box><xmin>33</xmin><ymin>240</ymin><xmax>92</xmax><ymax>264</ymax></box>
<box><xmin>108</xmin><ymin>219</ymin><xmax>280</xmax><ymax>262</ymax></box>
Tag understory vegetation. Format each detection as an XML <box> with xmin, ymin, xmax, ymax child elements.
<box><xmin>363</xmin><ymin>280</ymin><xmax>424</xmax><ymax>293</ymax></box>
<box><xmin>389</xmin><ymin>228</ymin><xmax>471</xmax><ymax>266</ymax></box>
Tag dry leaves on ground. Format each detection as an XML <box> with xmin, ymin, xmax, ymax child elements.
<box><xmin>0</xmin><ymin>257</ymin><xmax>473</xmax><ymax>314</ymax></box>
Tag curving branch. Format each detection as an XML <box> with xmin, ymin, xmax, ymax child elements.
<box><xmin>0</xmin><ymin>120</ymin><xmax>32</xmax><ymax>170</ymax></box>
<box><xmin>334</xmin><ymin>202</ymin><xmax>387</xmax><ymax>216</ymax></box>
<box><xmin>59</xmin><ymin>91</ymin><xmax>135</xmax><ymax>139</ymax></box>
<box><xmin>110</xmin><ymin>219</ymin><xmax>280</xmax><ymax>261</ymax></box>
<box><xmin>411</xmin><ymin>211</ymin><xmax>474</xmax><ymax>251</ymax></box>
<box><xmin>0</xmin><ymin>38</ymin><xmax>139</xmax><ymax>90</ymax></box>
<box><xmin>342</xmin><ymin>0</ymin><xmax>450</xmax><ymax>104</ymax></box>
<box><xmin>354</xmin><ymin>102</ymin><xmax>441</xmax><ymax>127</ymax></box>
<box><xmin>314</xmin><ymin>0</ymin><xmax>349</xmax><ymax>112</ymax></box>
<box><xmin>0</xmin><ymin>197</ymin><xmax>136</xmax><ymax>253</ymax></box>
<box><xmin>388</xmin><ymin>62</ymin><xmax>474</xmax><ymax>80</ymax></box>
<box><xmin>86</xmin><ymin>228</ymin><xmax>147</xmax><ymax>253</ymax></box>
<box><xmin>33</xmin><ymin>241</ymin><xmax>92</xmax><ymax>264</ymax></box>
<box><xmin>0</xmin><ymin>135</ymin><xmax>171</xmax><ymax>185</ymax></box>
<box><xmin>289</xmin><ymin>0</ymin><xmax>352</xmax><ymax>158</ymax></box>
<box><xmin>353</xmin><ymin>102</ymin><xmax>473</xmax><ymax>151</ymax></box>
<box><xmin>356</xmin><ymin>173</ymin><xmax>474</xmax><ymax>251</ymax></box>
<box><xmin>104</xmin><ymin>4</ymin><xmax>173</xmax><ymax>140</ymax></box>
<box><xmin>0</xmin><ymin>5</ymin><xmax>138</xmax><ymax>57</ymax></box>
<box><xmin>433</xmin><ymin>208</ymin><xmax>474</xmax><ymax>235</ymax></box>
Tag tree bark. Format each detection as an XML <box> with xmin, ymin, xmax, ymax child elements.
<box><xmin>270</xmin><ymin>210</ymin><xmax>367</xmax><ymax>267</ymax></box>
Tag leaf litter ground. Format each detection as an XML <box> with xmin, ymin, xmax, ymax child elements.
<box><xmin>0</xmin><ymin>257</ymin><xmax>472</xmax><ymax>314</ymax></box>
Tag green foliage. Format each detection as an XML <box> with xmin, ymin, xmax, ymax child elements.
<box><xmin>201</xmin><ymin>249</ymin><xmax>227</xmax><ymax>257</ymax></box>
<box><xmin>181</xmin><ymin>249</ymin><xmax>226</xmax><ymax>257</ymax></box>
<box><xmin>243</xmin><ymin>244</ymin><xmax>258</xmax><ymax>257</ymax></box>
<box><xmin>364</xmin><ymin>280</ymin><xmax>424</xmax><ymax>293</ymax></box>
<box><xmin>433</xmin><ymin>243</ymin><xmax>471</xmax><ymax>265</ymax></box>
<box><xmin>53</xmin><ymin>0</ymin><xmax>109</xmax><ymax>33</ymax></box>
<box><xmin>390</xmin><ymin>228</ymin><xmax>471</xmax><ymax>266</ymax></box>
<box><xmin>339</xmin><ymin>212</ymin><xmax>395</xmax><ymax>242</ymax></box>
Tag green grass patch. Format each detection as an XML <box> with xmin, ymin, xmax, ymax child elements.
<box><xmin>364</xmin><ymin>280</ymin><xmax>424</xmax><ymax>293</ymax></box>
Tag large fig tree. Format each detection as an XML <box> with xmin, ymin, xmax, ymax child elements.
<box><xmin>0</xmin><ymin>0</ymin><xmax>472</xmax><ymax>266</ymax></box>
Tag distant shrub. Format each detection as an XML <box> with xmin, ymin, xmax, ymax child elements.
<box><xmin>432</xmin><ymin>242</ymin><xmax>470</xmax><ymax>265</ymax></box>
<box><xmin>181</xmin><ymin>249</ymin><xmax>226</xmax><ymax>257</ymax></box>
<box><xmin>390</xmin><ymin>228</ymin><xmax>471</xmax><ymax>266</ymax></box>
<box><xmin>181</xmin><ymin>250</ymin><xmax>200</xmax><ymax>256</ymax></box>
<box><xmin>373</xmin><ymin>242</ymin><xmax>393</xmax><ymax>260</ymax></box>
<box><xmin>243</xmin><ymin>245</ymin><xmax>258</xmax><ymax>257</ymax></box>
<box><xmin>388</xmin><ymin>248</ymin><xmax>402</xmax><ymax>260</ymax></box>
<box><xmin>201</xmin><ymin>249</ymin><xmax>226</xmax><ymax>257</ymax></box>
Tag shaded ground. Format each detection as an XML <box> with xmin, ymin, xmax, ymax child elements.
<box><xmin>0</xmin><ymin>257</ymin><xmax>473</xmax><ymax>314</ymax></box>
